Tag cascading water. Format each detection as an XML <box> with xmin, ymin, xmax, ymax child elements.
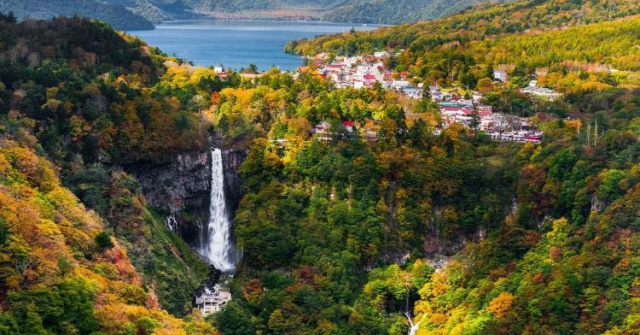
<box><xmin>200</xmin><ymin>148</ymin><xmax>240</xmax><ymax>273</ymax></box>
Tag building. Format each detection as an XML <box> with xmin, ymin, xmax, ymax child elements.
<box><xmin>472</xmin><ymin>92</ymin><xmax>483</xmax><ymax>103</ymax></box>
<box><xmin>494</xmin><ymin>70</ymin><xmax>508</xmax><ymax>82</ymax></box>
<box><xmin>374</xmin><ymin>51</ymin><xmax>390</xmax><ymax>58</ymax></box>
<box><xmin>196</xmin><ymin>285</ymin><xmax>232</xmax><ymax>317</ymax></box>
<box><xmin>522</xmin><ymin>81</ymin><xmax>562</xmax><ymax>101</ymax></box>
<box><xmin>441</xmin><ymin>106</ymin><xmax>475</xmax><ymax>124</ymax></box>
<box><xmin>403</xmin><ymin>87</ymin><xmax>423</xmax><ymax>99</ymax></box>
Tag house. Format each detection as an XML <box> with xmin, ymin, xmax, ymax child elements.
<box><xmin>310</xmin><ymin>121</ymin><xmax>333</xmax><ymax>141</ymax></box>
<box><xmin>439</xmin><ymin>101</ymin><xmax>462</xmax><ymax>108</ymax></box>
<box><xmin>441</xmin><ymin>106</ymin><xmax>475</xmax><ymax>124</ymax></box>
<box><xmin>374</xmin><ymin>51</ymin><xmax>390</xmax><ymax>58</ymax></box>
<box><xmin>431</xmin><ymin>90</ymin><xmax>444</xmax><ymax>101</ymax></box>
<box><xmin>404</xmin><ymin>87</ymin><xmax>423</xmax><ymax>99</ymax></box>
<box><xmin>365</xmin><ymin>130</ymin><xmax>378</xmax><ymax>141</ymax></box>
<box><xmin>456</xmin><ymin>99</ymin><xmax>474</xmax><ymax>107</ymax></box>
<box><xmin>522</xmin><ymin>81</ymin><xmax>562</xmax><ymax>101</ymax></box>
<box><xmin>343</xmin><ymin>121</ymin><xmax>355</xmax><ymax>132</ymax></box>
<box><xmin>363</xmin><ymin>74</ymin><xmax>378</xmax><ymax>83</ymax></box>
<box><xmin>477</xmin><ymin>105</ymin><xmax>493</xmax><ymax>113</ymax></box>
<box><xmin>489</xmin><ymin>131</ymin><xmax>543</xmax><ymax>143</ymax></box>
<box><xmin>325</xmin><ymin>64</ymin><xmax>345</xmax><ymax>72</ymax></box>
<box><xmin>311</xmin><ymin>121</ymin><xmax>331</xmax><ymax>134</ymax></box>
<box><xmin>525</xmin><ymin>133</ymin><xmax>543</xmax><ymax>143</ymax></box>
<box><xmin>494</xmin><ymin>70</ymin><xmax>508</xmax><ymax>82</ymax></box>
<box><xmin>391</xmin><ymin>80</ymin><xmax>411</xmax><ymax>90</ymax></box>
<box><xmin>472</xmin><ymin>92</ymin><xmax>483</xmax><ymax>103</ymax></box>
<box><xmin>196</xmin><ymin>285</ymin><xmax>232</xmax><ymax>317</ymax></box>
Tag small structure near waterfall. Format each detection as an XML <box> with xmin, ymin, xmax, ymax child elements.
<box><xmin>196</xmin><ymin>285</ymin><xmax>232</xmax><ymax>316</ymax></box>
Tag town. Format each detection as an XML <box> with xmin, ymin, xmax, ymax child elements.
<box><xmin>302</xmin><ymin>52</ymin><xmax>552</xmax><ymax>143</ymax></box>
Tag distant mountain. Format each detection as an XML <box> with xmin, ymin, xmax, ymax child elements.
<box><xmin>101</xmin><ymin>0</ymin><xmax>336</xmax><ymax>21</ymax></box>
<box><xmin>0</xmin><ymin>0</ymin><xmax>516</xmax><ymax>28</ymax></box>
<box><xmin>102</xmin><ymin>0</ymin><xmax>514</xmax><ymax>24</ymax></box>
<box><xmin>323</xmin><ymin>0</ymin><xmax>514</xmax><ymax>24</ymax></box>
<box><xmin>0</xmin><ymin>0</ymin><xmax>154</xmax><ymax>30</ymax></box>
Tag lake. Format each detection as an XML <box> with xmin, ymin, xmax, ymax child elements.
<box><xmin>129</xmin><ymin>20</ymin><xmax>378</xmax><ymax>71</ymax></box>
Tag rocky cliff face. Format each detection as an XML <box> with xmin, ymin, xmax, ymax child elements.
<box><xmin>222</xmin><ymin>149</ymin><xmax>247</xmax><ymax>214</ymax></box>
<box><xmin>132</xmin><ymin>151</ymin><xmax>211</xmax><ymax>214</ymax></box>
<box><xmin>128</xmin><ymin>147</ymin><xmax>247</xmax><ymax>247</ymax></box>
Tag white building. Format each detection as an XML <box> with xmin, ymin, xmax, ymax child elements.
<box><xmin>522</xmin><ymin>81</ymin><xmax>562</xmax><ymax>101</ymax></box>
<box><xmin>494</xmin><ymin>70</ymin><xmax>508</xmax><ymax>82</ymax></box>
<box><xmin>472</xmin><ymin>92</ymin><xmax>483</xmax><ymax>103</ymax></box>
<box><xmin>196</xmin><ymin>285</ymin><xmax>232</xmax><ymax>317</ymax></box>
<box><xmin>374</xmin><ymin>51</ymin><xmax>390</xmax><ymax>58</ymax></box>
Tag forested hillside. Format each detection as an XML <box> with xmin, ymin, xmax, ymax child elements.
<box><xmin>205</xmin><ymin>73</ymin><xmax>640</xmax><ymax>335</ymax></box>
<box><xmin>0</xmin><ymin>0</ymin><xmax>154</xmax><ymax>30</ymax></box>
<box><xmin>287</xmin><ymin>0</ymin><xmax>640</xmax><ymax>89</ymax></box>
<box><xmin>289</xmin><ymin>0</ymin><xmax>640</xmax><ymax>56</ymax></box>
<box><xmin>205</xmin><ymin>0</ymin><xmax>640</xmax><ymax>333</ymax></box>
<box><xmin>0</xmin><ymin>0</ymin><xmax>517</xmax><ymax>28</ymax></box>
<box><xmin>0</xmin><ymin>0</ymin><xmax>639</xmax><ymax>333</ymax></box>
<box><xmin>0</xmin><ymin>13</ymin><xmax>236</xmax><ymax>324</ymax></box>
<box><xmin>107</xmin><ymin>0</ymin><xmax>515</xmax><ymax>23</ymax></box>
<box><xmin>322</xmin><ymin>0</ymin><xmax>513</xmax><ymax>24</ymax></box>
<box><xmin>0</xmin><ymin>138</ymin><xmax>216</xmax><ymax>334</ymax></box>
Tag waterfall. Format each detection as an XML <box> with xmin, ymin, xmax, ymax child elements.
<box><xmin>200</xmin><ymin>148</ymin><xmax>240</xmax><ymax>273</ymax></box>
<box><xmin>405</xmin><ymin>313</ymin><xmax>426</xmax><ymax>335</ymax></box>
<box><xmin>165</xmin><ymin>214</ymin><xmax>178</xmax><ymax>232</ymax></box>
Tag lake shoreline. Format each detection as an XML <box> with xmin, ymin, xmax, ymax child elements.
<box><xmin>128</xmin><ymin>20</ymin><xmax>377</xmax><ymax>71</ymax></box>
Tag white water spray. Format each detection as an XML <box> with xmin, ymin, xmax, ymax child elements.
<box><xmin>201</xmin><ymin>148</ymin><xmax>240</xmax><ymax>273</ymax></box>
<box><xmin>406</xmin><ymin>312</ymin><xmax>426</xmax><ymax>335</ymax></box>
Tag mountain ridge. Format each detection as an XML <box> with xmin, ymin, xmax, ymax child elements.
<box><xmin>0</xmin><ymin>0</ymin><xmax>517</xmax><ymax>29</ymax></box>
<box><xmin>0</xmin><ymin>0</ymin><xmax>155</xmax><ymax>30</ymax></box>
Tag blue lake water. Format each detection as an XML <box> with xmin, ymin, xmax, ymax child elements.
<box><xmin>129</xmin><ymin>20</ymin><xmax>378</xmax><ymax>71</ymax></box>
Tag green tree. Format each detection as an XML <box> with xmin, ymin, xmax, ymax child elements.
<box><xmin>214</xmin><ymin>302</ymin><xmax>255</xmax><ymax>335</ymax></box>
<box><xmin>94</xmin><ymin>231</ymin><xmax>114</xmax><ymax>251</ymax></box>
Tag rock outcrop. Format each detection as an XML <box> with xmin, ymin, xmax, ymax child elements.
<box><xmin>221</xmin><ymin>149</ymin><xmax>247</xmax><ymax>214</ymax></box>
<box><xmin>128</xmin><ymin>147</ymin><xmax>247</xmax><ymax>247</ymax></box>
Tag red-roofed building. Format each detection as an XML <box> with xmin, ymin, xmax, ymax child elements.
<box><xmin>363</xmin><ymin>74</ymin><xmax>377</xmax><ymax>82</ymax></box>
<box><xmin>441</xmin><ymin>106</ymin><xmax>474</xmax><ymax>115</ymax></box>
<box><xmin>441</xmin><ymin>106</ymin><xmax>475</xmax><ymax>125</ymax></box>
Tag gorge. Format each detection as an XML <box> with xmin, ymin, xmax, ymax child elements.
<box><xmin>2</xmin><ymin>3</ymin><xmax>640</xmax><ymax>333</ymax></box>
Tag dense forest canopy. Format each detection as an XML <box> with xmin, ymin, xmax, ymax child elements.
<box><xmin>0</xmin><ymin>0</ymin><xmax>639</xmax><ymax>333</ymax></box>
<box><xmin>288</xmin><ymin>0</ymin><xmax>640</xmax><ymax>59</ymax></box>
<box><xmin>0</xmin><ymin>15</ymin><xmax>230</xmax><ymax>331</ymax></box>
<box><xmin>205</xmin><ymin>71</ymin><xmax>640</xmax><ymax>334</ymax></box>
<box><xmin>321</xmin><ymin>0</ymin><xmax>515</xmax><ymax>25</ymax></box>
